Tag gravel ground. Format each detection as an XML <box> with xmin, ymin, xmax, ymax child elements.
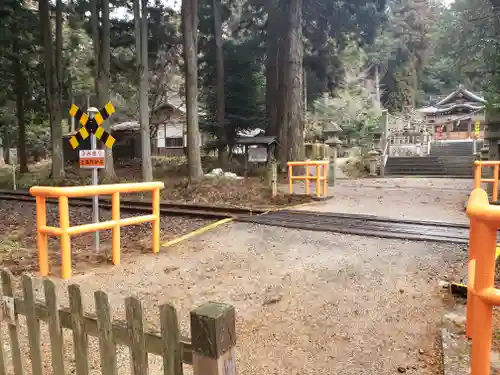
<box><xmin>288</xmin><ymin>177</ymin><xmax>472</xmax><ymax>223</ymax></box>
<box><xmin>0</xmin><ymin>222</ymin><xmax>466</xmax><ymax>375</ymax></box>
<box><xmin>0</xmin><ymin>200</ymin><xmax>212</xmax><ymax>276</ymax></box>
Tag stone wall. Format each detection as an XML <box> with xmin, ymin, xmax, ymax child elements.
<box><xmin>389</xmin><ymin>144</ymin><xmax>427</xmax><ymax>157</ymax></box>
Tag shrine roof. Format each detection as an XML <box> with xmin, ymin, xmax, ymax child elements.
<box><xmin>234</xmin><ymin>136</ymin><xmax>278</xmax><ymax>145</ymax></box>
<box><xmin>435</xmin><ymin>85</ymin><xmax>487</xmax><ymax>106</ymax></box>
<box><xmin>418</xmin><ymin>103</ymin><xmax>486</xmax><ymax>114</ymax></box>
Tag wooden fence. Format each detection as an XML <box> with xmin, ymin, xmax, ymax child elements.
<box><xmin>0</xmin><ymin>269</ymin><xmax>237</xmax><ymax>375</ymax></box>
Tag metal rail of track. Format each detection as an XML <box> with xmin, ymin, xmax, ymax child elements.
<box><xmin>235</xmin><ymin>210</ymin><xmax>475</xmax><ymax>244</ymax></box>
<box><xmin>0</xmin><ymin>189</ymin><xmax>266</xmax><ymax>219</ymax></box>
<box><xmin>0</xmin><ymin>189</ymin><xmax>478</xmax><ymax>243</ymax></box>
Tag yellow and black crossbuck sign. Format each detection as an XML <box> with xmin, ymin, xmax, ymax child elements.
<box><xmin>68</xmin><ymin>102</ymin><xmax>116</xmax><ymax>150</ymax></box>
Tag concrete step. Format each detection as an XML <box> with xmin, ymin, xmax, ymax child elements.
<box><xmin>384</xmin><ymin>153</ymin><xmax>475</xmax><ymax>176</ymax></box>
<box><xmin>386</xmin><ymin>156</ymin><xmax>440</xmax><ymax>162</ymax></box>
<box><xmin>429</xmin><ymin>142</ymin><xmax>475</xmax><ymax>159</ymax></box>
<box><xmin>386</xmin><ymin>167</ymin><xmax>446</xmax><ymax>173</ymax></box>
<box><xmin>385</xmin><ymin>156</ymin><xmax>449</xmax><ymax>176</ymax></box>
<box><xmin>431</xmin><ymin>152</ymin><xmax>473</xmax><ymax>156</ymax></box>
<box><xmin>387</xmin><ymin>170</ymin><xmax>447</xmax><ymax>176</ymax></box>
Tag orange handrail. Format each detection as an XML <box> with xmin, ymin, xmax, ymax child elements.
<box><xmin>288</xmin><ymin>160</ymin><xmax>328</xmax><ymax>198</ymax></box>
<box><xmin>30</xmin><ymin>182</ymin><xmax>164</xmax><ymax>279</ymax></box>
<box><xmin>466</xmin><ymin>188</ymin><xmax>500</xmax><ymax>375</ymax></box>
<box><xmin>474</xmin><ymin>161</ymin><xmax>500</xmax><ymax>202</ymax></box>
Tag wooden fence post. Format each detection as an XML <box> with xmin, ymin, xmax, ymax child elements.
<box><xmin>267</xmin><ymin>161</ymin><xmax>278</xmax><ymax>197</ymax></box>
<box><xmin>190</xmin><ymin>302</ymin><xmax>236</xmax><ymax>375</ymax></box>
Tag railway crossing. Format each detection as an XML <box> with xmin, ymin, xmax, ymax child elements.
<box><xmin>68</xmin><ymin>102</ymin><xmax>116</xmax><ymax>150</ymax></box>
<box><xmin>0</xmin><ymin>175</ymin><xmax>491</xmax><ymax>375</ymax></box>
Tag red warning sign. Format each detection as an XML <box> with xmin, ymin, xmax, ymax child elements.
<box><xmin>79</xmin><ymin>149</ymin><xmax>105</xmax><ymax>169</ymax></box>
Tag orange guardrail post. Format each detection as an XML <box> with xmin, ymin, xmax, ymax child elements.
<box><xmin>322</xmin><ymin>163</ymin><xmax>327</xmax><ymax>195</ymax></box>
<box><xmin>112</xmin><ymin>192</ymin><xmax>120</xmax><ymax>265</ymax></box>
<box><xmin>152</xmin><ymin>187</ymin><xmax>160</xmax><ymax>254</ymax></box>
<box><xmin>35</xmin><ymin>196</ymin><xmax>49</xmax><ymax>277</ymax></box>
<box><xmin>494</xmin><ymin>164</ymin><xmax>499</xmax><ymax>202</ymax></box>
<box><xmin>473</xmin><ymin>161</ymin><xmax>500</xmax><ymax>201</ymax></box>
<box><xmin>466</xmin><ymin>188</ymin><xmax>500</xmax><ymax>375</ymax></box>
<box><xmin>30</xmin><ymin>182</ymin><xmax>164</xmax><ymax>279</ymax></box>
<box><xmin>315</xmin><ymin>164</ymin><xmax>321</xmax><ymax>197</ymax></box>
<box><xmin>305</xmin><ymin>166</ymin><xmax>310</xmax><ymax>195</ymax></box>
<box><xmin>287</xmin><ymin>160</ymin><xmax>328</xmax><ymax>198</ymax></box>
<box><xmin>59</xmin><ymin>196</ymin><xmax>71</xmax><ymax>279</ymax></box>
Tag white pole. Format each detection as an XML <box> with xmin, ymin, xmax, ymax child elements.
<box><xmin>12</xmin><ymin>164</ymin><xmax>16</xmax><ymax>191</ymax></box>
<box><xmin>88</xmin><ymin>108</ymin><xmax>100</xmax><ymax>252</ymax></box>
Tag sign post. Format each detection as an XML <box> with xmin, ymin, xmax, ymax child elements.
<box><xmin>87</xmin><ymin>107</ymin><xmax>101</xmax><ymax>252</ymax></box>
<box><xmin>68</xmin><ymin>102</ymin><xmax>116</xmax><ymax>253</ymax></box>
<box><xmin>9</xmin><ymin>148</ymin><xmax>17</xmax><ymax>190</ymax></box>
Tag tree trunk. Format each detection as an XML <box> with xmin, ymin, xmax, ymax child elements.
<box><xmin>0</xmin><ymin>136</ymin><xmax>5</xmax><ymax>166</ymax></box>
<box><xmin>92</xmin><ymin>0</ymin><xmax>116</xmax><ymax>180</ymax></box>
<box><xmin>265</xmin><ymin>0</ymin><xmax>280</xmax><ymax>137</ymax></box>
<box><xmin>56</xmin><ymin>0</ymin><xmax>63</xmax><ymax>109</ymax></box>
<box><xmin>486</xmin><ymin>4</ymin><xmax>500</xmax><ymax>165</ymax></box>
<box><xmin>90</xmin><ymin>0</ymin><xmax>100</xmax><ymax>69</ymax></box>
<box><xmin>40</xmin><ymin>0</ymin><xmax>65</xmax><ymax>179</ymax></box>
<box><xmin>213</xmin><ymin>0</ymin><xmax>227</xmax><ymax>166</ymax></box>
<box><xmin>285</xmin><ymin>0</ymin><xmax>304</xmax><ymax>163</ymax></box>
<box><xmin>13</xmin><ymin>39</ymin><xmax>28</xmax><ymax>173</ymax></box>
<box><xmin>134</xmin><ymin>0</ymin><xmax>153</xmax><ymax>181</ymax></box>
<box><xmin>182</xmin><ymin>0</ymin><xmax>204</xmax><ymax>181</ymax></box>
<box><xmin>276</xmin><ymin>0</ymin><xmax>289</xmax><ymax>170</ymax></box>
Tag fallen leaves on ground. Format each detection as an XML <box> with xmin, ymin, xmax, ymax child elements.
<box><xmin>0</xmin><ymin>200</ymin><xmax>212</xmax><ymax>276</ymax></box>
<box><xmin>0</xmin><ymin>159</ymin><xmax>313</xmax><ymax>209</ymax></box>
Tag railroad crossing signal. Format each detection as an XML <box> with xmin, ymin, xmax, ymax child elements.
<box><xmin>474</xmin><ymin>120</ymin><xmax>481</xmax><ymax>137</ymax></box>
<box><xmin>68</xmin><ymin>102</ymin><xmax>116</xmax><ymax>149</ymax></box>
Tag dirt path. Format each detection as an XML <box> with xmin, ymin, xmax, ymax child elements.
<box><xmin>288</xmin><ymin>177</ymin><xmax>471</xmax><ymax>223</ymax></box>
<box><xmin>32</xmin><ymin>221</ymin><xmax>465</xmax><ymax>375</ymax></box>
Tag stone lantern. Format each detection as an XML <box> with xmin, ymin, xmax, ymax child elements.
<box><xmin>323</xmin><ymin>122</ymin><xmax>343</xmax><ymax>186</ymax></box>
<box><xmin>372</xmin><ymin>125</ymin><xmax>383</xmax><ymax>154</ymax></box>
<box><xmin>480</xmin><ymin>144</ymin><xmax>489</xmax><ymax>161</ymax></box>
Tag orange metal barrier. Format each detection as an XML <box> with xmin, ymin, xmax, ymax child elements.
<box><xmin>29</xmin><ymin>182</ymin><xmax>164</xmax><ymax>279</ymax></box>
<box><xmin>466</xmin><ymin>188</ymin><xmax>500</xmax><ymax>375</ymax></box>
<box><xmin>288</xmin><ymin>160</ymin><xmax>328</xmax><ymax>198</ymax></box>
<box><xmin>474</xmin><ymin>161</ymin><xmax>500</xmax><ymax>202</ymax></box>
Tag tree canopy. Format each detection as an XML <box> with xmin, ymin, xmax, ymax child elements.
<box><xmin>0</xmin><ymin>0</ymin><xmax>496</xmax><ymax>178</ymax></box>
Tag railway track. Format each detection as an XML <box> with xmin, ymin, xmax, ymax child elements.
<box><xmin>235</xmin><ymin>210</ymin><xmax>474</xmax><ymax>244</ymax></box>
<box><xmin>0</xmin><ymin>189</ymin><xmax>266</xmax><ymax>219</ymax></box>
<box><xmin>0</xmin><ymin>190</ymin><xmax>477</xmax><ymax>244</ymax></box>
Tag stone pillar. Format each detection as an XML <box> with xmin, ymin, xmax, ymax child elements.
<box><xmin>368</xmin><ymin>149</ymin><xmax>379</xmax><ymax>177</ymax></box>
<box><xmin>379</xmin><ymin>110</ymin><xmax>389</xmax><ymax>152</ymax></box>
<box><xmin>326</xmin><ymin>137</ymin><xmax>342</xmax><ymax>186</ymax></box>
<box><xmin>486</xmin><ymin>115</ymin><xmax>500</xmax><ymax>162</ymax></box>
<box><xmin>480</xmin><ymin>145</ymin><xmax>489</xmax><ymax>161</ymax></box>
<box><xmin>484</xmin><ymin>111</ymin><xmax>500</xmax><ymax>196</ymax></box>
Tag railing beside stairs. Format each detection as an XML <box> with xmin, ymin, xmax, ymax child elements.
<box><xmin>383</xmin><ymin>138</ymin><xmax>390</xmax><ymax>166</ymax></box>
<box><xmin>380</xmin><ymin>136</ymin><xmax>390</xmax><ymax>177</ymax></box>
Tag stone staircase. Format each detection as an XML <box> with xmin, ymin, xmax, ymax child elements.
<box><xmin>385</xmin><ymin>141</ymin><xmax>480</xmax><ymax>177</ymax></box>
<box><xmin>385</xmin><ymin>156</ymin><xmax>447</xmax><ymax>176</ymax></box>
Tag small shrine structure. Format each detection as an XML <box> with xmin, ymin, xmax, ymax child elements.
<box><xmin>417</xmin><ymin>85</ymin><xmax>487</xmax><ymax>140</ymax></box>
